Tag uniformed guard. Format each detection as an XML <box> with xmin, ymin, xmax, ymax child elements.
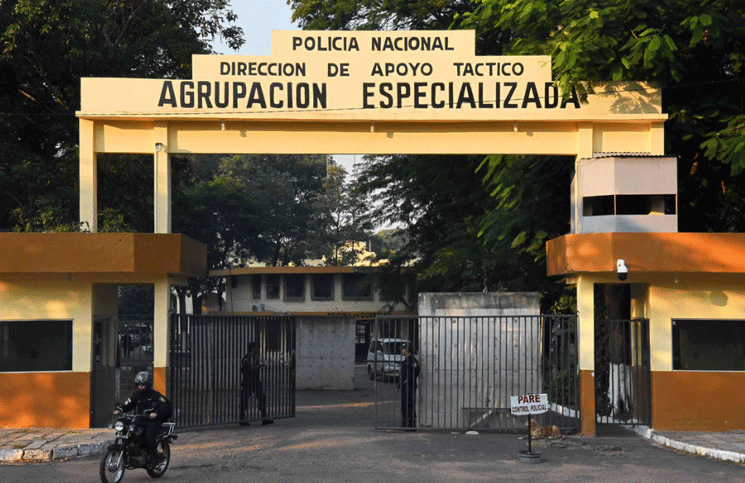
<box><xmin>399</xmin><ymin>342</ymin><xmax>419</xmax><ymax>428</ymax></box>
<box><xmin>114</xmin><ymin>371</ymin><xmax>171</xmax><ymax>469</ymax></box>
<box><xmin>240</xmin><ymin>342</ymin><xmax>273</xmax><ymax>426</ymax></box>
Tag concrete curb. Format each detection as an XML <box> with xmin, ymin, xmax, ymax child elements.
<box><xmin>634</xmin><ymin>426</ymin><xmax>745</xmax><ymax>465</ymax></box>
<box><xmin>0</xmin><ymin>437</ymin><xmax>110</xmax><ymax>464</ymax></box>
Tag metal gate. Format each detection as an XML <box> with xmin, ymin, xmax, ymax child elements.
<box><xmin>371</xmin><ymin>315</ymin><xmax>578</xmax><ymax>432</ymax></box>
<box><xmin>91</xmin><ymin>315</ymin><xmax>154</xmax><ymax>427</ymax></box>
<box><xmin>595</xmin><ymin>318</ymin><xmax>651</xmax><ymax>425</ymax></box>
<box><xmin>168</xmin><ymin>314</ymin><xmax>296</xmax><ymax>428</ymax></box>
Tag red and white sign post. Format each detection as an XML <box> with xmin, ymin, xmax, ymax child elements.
<box><xmin>510</xmin><ymin>393</ymin><xmax>549</xmax><ymax>459</ymax></box>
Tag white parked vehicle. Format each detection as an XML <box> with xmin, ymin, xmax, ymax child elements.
<box><xmin>367</xmin><ymin>338</ymin><xmax>413</xmax><ymax>381</ymax></box>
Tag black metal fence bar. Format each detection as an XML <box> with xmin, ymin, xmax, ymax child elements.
<box><xmin>373</xmin><ymin>315</ymin><xmax>579</xmax><ymax>432</ymax></box>
<box><xmin>168</xmin><ymin>314</ymin><xmax>295</xmax><ymax>429</ymax></box>
<box><xmin>595</xmin><ymin>318</ymin><xmax>651</xmax><ymax>426</ymax></box>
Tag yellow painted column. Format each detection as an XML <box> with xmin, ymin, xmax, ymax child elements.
<box><xmin>577</xmin><ymin>122</ymin><xmax>594</xmax><ymax>159</ymax></box>
<box><xmin>153</xmin><ymin>279</ymin><xmax>171</xmax><ymax>394</ymax></box>
<box><xmin>73</xmin><ymin>283</ymin><xmax>95</xmax><ymax>374</ymax></box>
<box><xmin>576</xmin><ymin>275</ymin><xmax>596</xmax><ymax>436</ymax></box>
<box><xmin>154</xmin><ymin>122</ymin><xmax>171</xmax><ymax>234</ymax></box>
<box><xmin>79</xmin><ymin>119</ymin><xmax>97</xmax><ymax>232</ymax></box>
<box><xmin>574</xmin><ymin>123</ymin><xmax>594</xmax><ymax>234</ymax></box>
<box><xmin>650</xmin><ymin>121</ymin><xmax>665</xmax><ymax>155</ymax></box>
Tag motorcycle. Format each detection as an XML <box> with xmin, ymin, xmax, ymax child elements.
<box><xmin>99</xmin><ymin>408</ymin><xmax>177</xmax><ymax>483</ymax></box>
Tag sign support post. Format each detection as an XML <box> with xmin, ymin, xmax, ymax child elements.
<box><xmin>510</xmin><ymin>393</ymin><xmax>549</xmax><ymax>463</ymax></box>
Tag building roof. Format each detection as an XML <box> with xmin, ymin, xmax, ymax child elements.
<box><xmin>210</xmin><ymin>265</ymin><xmax>366</xmax><ymax>277</ymax></box>
<box><xmin>591</xmin><ymin>152</ymin><xmax>676</xmax><ymax>158</ymax></box>
<box><xmin>0</xmin><ymin>233</ymin><xmax>206</xmax><ymax>278</ymax></box>
<box><xmin>546</xmin><ymin>232</ymin><xmax>745</xmax><ymax>276</ymax></box>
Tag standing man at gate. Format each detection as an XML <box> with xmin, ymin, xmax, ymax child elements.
<box><xmin>399</xmin><ymin>342</ymin><xmax>419</xmax><ymax>428</ymax></box>
<box><xmin>240</xmin><ymin>342</ymin><xmax>273</xmax><ymax>426</ymax></box>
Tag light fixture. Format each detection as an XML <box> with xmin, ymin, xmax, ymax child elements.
<box><xmin>513</xmin><ymin>121</ymin><xmax>519</xmax><ymax>132</ymax></box>
<box><xmin>155</xmin><ymin>142</ymin><xmax>164</xmax><ymax>152</ymax></box>
<box><xmin>371</xmin><ymin>121</ymin><xmax>376</xmax><ymax>133</ymax></box>
<box><xmin>221</xmin><ymin>120</ymin><xmax>226</xmax><ymax>131</ymax></box>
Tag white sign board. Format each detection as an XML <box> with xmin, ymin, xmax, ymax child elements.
<box><xmin>510</xmin><ymin>393</ymin><xmax>549</xmax><ymax>416</ymax></box>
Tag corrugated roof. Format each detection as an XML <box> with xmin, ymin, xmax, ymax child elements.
<box><xmin>592</xmin><ymin>152</ymin><xmax>677</xmax><ymax>158</ymax></box>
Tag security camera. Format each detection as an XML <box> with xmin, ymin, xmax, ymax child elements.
<box><xmin>617</xmin><ymin>259</ymin><xmax>628</xmax><ymax>281</ymax></box>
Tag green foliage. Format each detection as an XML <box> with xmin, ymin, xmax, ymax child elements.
<box><xmin>172</xmin><ymin>154</ymin><xmax>370</xmax><ymax>311</ymax></box>
<box><xmin>352</xmin><ymin>154</ymin><xmax>574</xmax><ymax>311</ymax></box>
<box><xmin>701</xmin><ymin>115</ymin><xmax>745</xmax><ymax>175</ymax></box>
<box><xmin>0</xmin><ymin>0</ymin><xmax>244</xmax><ymax>232</ymax></box>
<box><xmin>548</xmin><ymin>369</ymin><xmax>577</xmax><ymax>406</ymax></box>
<box><xmin>96</xmin><ymin>154</ymin><xmax>155</xmax><ymax>233</ymax></box>
<box><xmin>370</xmin><ymin>229</ymin><xmax>408</xmax><ymax>258</ymax></box>
<box><xmin>290</xmin><ymin>0</ymin><xmax>474</xmax><ymax>31</ymax></box>
<box><xmin>310</xmin><ymin>158</ymin><xmax>375</xmax><ymax>265</ymax></box>
<box><xmin>118</xmin><ymin>286</ymin><xmax>154</xmax><ymax>316</ymax></box>
<box><xmin>457</xmin><ymin>0</ymin><xmax>745</xmax><ymax>233</ymax></box>
<box><xmin>173</xmin><ymin>154</ymin><xmax>333</xmax><ymax>269</ymax></box>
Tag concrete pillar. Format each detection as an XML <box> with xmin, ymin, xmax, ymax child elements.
<box><xmin>153</xmin><ymin>279</ymin><xmax>171</xmax><ymax>394</ymax></box>
<box><xmin>79</xmin><ymin>119</ymin><xmax>97</xmax><ymax>232</ymax></box>
<box><xmin>576</xmin><ymin>275</ymin><xmax>596</xmax><ymax>436</ymax></box>
<box><xmin>577</xmin><ymin>122</ymin><xmax>594</xmax><ymax>159</ymax></box>
<box><xmin>154</xmin><ymin>122</ymin><xmax>171</xmax><ymax>234</ymax></box>
<box><xmin>573</xmin><ymin>123</ymin><xmax>593</xmax><ymax>236</ymax></box>
<box><xmin>651</xmin><ymin>121</ymin><xmax>665</xmax><ymax>155</ymax></box>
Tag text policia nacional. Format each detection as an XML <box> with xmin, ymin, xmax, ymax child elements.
<box><xmin>157</xmin><ymin>35</ymin><xmax>581</xmax><ymax>111</ymax></box>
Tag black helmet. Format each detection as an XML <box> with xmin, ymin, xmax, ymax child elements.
<box><xmin>134</xmin><ymin>371</ymin><xmax>151</xmax><ymax>390</ymax></box>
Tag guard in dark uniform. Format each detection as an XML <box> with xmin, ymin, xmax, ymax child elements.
<box><xmin>240</xmin><ymin>342</ymin><xmax>273</xmax><ymax>425</ymax></box>
<box><xmin>115</xmin><ymin>371</ymin><xmax>171</xmax><ymax>469</ymax></box>
<box><xmin>399</xmin><ymin>342</ymin><xmax>419</xmax><ymax>428</ymax></box>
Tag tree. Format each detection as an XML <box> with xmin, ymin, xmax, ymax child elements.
<box><xmin>356</xmin><ymin>155</ymin><xmax>527</xmax><ymax>290</ymax></box>
<box><xmin>0</xmin><ymin>0</ymin><xmax>244</xmax><ymax>231</ymax></box>
<box><xmin>308</xmin><ymin>158</ymin><xmax>375</xmax><ymax>265</ymax></box>
<box><xmin>171</xmin><ymin>153</ymin><xmax>336</xmax><ymax>311</ymax></box>
<box><xmin>215</xmin><ymin>154</ymin><xmax>330</xmax><ymax>266</ymax></box>
<box><xmin>458</xmin><ymin>0</ymin><xmax>745</xmax><ymax>232</ymax></box>
<box><xmin>289</xmin><ymin>0</ymin><xmax>509</xmax><ymax>54</ymax></box>
<box><xmin>290</xmin><ymin>0</ymin><xmax>467</xmax><ymax>30</ymax></box>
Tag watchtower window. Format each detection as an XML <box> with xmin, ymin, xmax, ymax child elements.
<box><xmin>584</xmin><ymin>194</ymin><xmax>676</xmax><ymax>216</ymax></box>
<box><xmin>583</xmin><ymin>195</ymin><xmax>614</xmax><ymax>216</ymax></box>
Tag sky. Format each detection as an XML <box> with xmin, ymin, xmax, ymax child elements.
<box><xmin>210</xmin><ymin>0</ymin><xmax>360</xmax><ymax>177</ymax></box>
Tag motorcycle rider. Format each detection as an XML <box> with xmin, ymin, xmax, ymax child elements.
<box><xmin>114</xmin><ymin>371</ymin><xmax>171</xmax><ymax>469</ymax></box>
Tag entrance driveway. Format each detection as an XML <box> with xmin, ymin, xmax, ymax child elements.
<box><xmin>2</xmin><ymin>365</ymin><xmax>743</xmax><ymax>482</ymax></box>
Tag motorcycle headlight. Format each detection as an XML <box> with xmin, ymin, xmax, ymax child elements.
<box><xmin>114</xmin><ymin>421</ymin><xmax>125</xmax><ymax>432</ymax></box>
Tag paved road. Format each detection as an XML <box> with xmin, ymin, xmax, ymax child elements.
<box><xmin>2</xmin><ymin>366</ymin><xmax>743</xmax><ymax>482</ymax></box>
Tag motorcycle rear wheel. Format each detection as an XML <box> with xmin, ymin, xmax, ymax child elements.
<box><xmin>146</xmin><ymin>439</ymin><xmax>170</xmax><ymax>478</ymax></box>
<box><xmin>99</xmin><ymin>447</ymin><xmax>125</xmax><ymax>483</ymax></box>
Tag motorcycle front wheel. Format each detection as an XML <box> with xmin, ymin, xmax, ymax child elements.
<box><xmin>99</xmin><ymin>447</ymin><xmax>125</xmax><ymax>483</ymax></box>
<box><xmin>146</xmin><ymin>439</ymin><xmax>170</xmax><ymax>478</ymax></box>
